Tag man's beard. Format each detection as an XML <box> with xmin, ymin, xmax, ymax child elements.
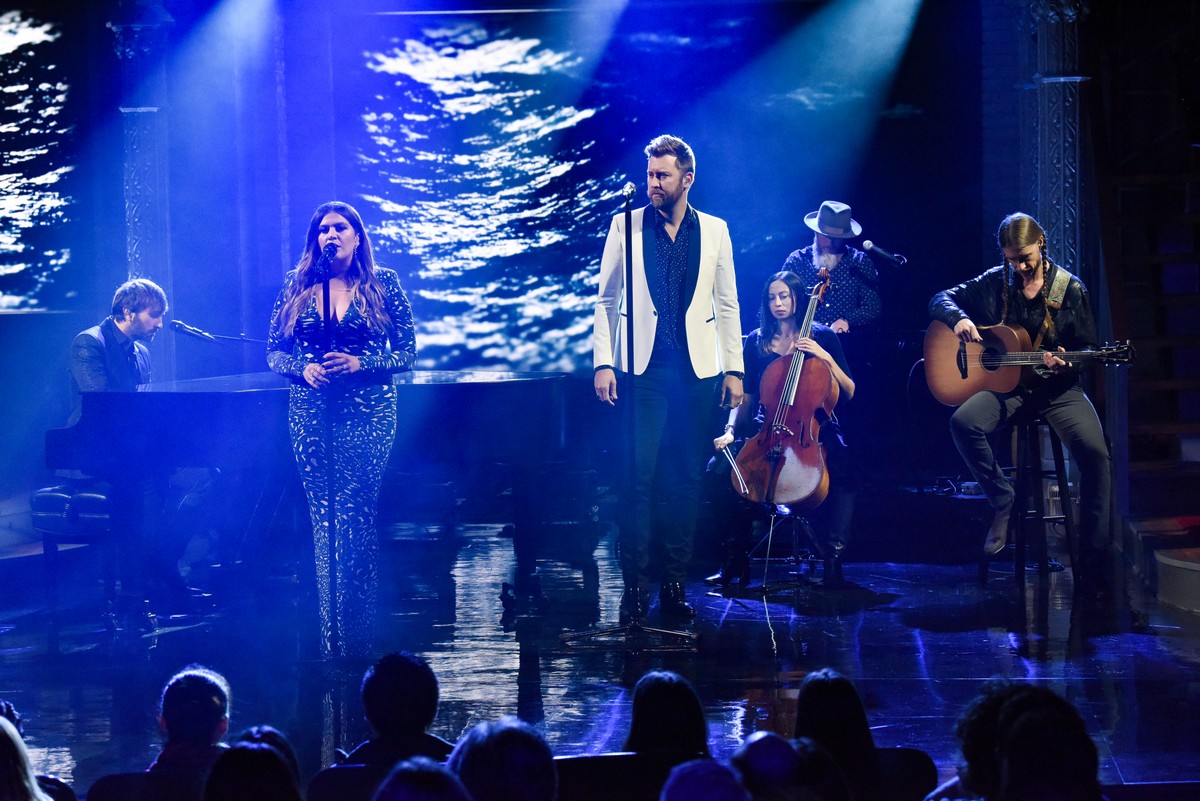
<box><xmin>816</xmin><ymin>252</ymin><xmax>841</xmax><ymax>272</ymax></box>
<box><xmin>652</xmin><ymin>191</ymin><xmax>682</xmax><ymax>211</ymax></box>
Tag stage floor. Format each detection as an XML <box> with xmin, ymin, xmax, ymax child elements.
<box><xmin>2</xmin><ymin>517</ymin><xmax>1200</xmax><ymax>796</ymax></box>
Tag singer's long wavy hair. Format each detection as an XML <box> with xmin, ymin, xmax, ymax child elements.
<box><xmin>273</xmin><ymin>201</ymin><xmax>392</xmax><ymax>338</ymax></box>
<box><xmin>756</xmin><ymin>270</ymin><xmax>808</xmax><ymax>356</ymax></box>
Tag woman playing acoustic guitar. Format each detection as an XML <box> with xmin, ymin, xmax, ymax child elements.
<box><xmin>928</xmin><ymin>212</ymin><xmax>1113</xmax><ymax>609</ymax></box>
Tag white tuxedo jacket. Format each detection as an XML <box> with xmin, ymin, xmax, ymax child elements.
<box><xmin>592</xmin><ymin>205</ymin><xmax>743</xmax><ymax>378</ymax></box>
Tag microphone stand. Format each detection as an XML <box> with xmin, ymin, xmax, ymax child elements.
<box><xmin>562</xmin><ymin>188</ymin><xmax>697</xmax><ymax>649</ymax></box>
<box><xmin>210</xmin><ymin>333</ymin><xmax>269</xmax><ymax>345</ymax></box>
<box><xmin>320</xmin><ymin>267</ymin><xmax>340</xmax><ymax>658</ymax></box>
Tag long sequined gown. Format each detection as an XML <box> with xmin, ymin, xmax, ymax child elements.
<box><xmin>267</xmin><ymin>268</ymin><xmax>416</xmax><ymax>657</ymax></box>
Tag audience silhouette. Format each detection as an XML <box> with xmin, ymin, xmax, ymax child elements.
<box><xmin>8</xmin><ymin>664</ymin><xmax>1122</xmax><ymax>801</ymax></box>
<box><xmin>87</xmin><ymin>664</ymin><xmax>231</xmax><ymax>801</ymax></box>
<box><xmin>149</xmin><ymin>665</ymin><xmax>232</xmax><ymax>775</ymax></box>
<box><xmin>372</xmin><ymin>756</ymin><xmax>473</xmax><ymax>801</ymax></box>
<box><xmin>447</xmin><ymin>716</ymin><xmax>556</xmax><ymax>801</ymax></box>
<box><xmin>925</xmin><ymin>678</ymin><xmax>1028</xmax><ymax>801</ymax></box>
<box><xmin>1</xmin><ymin>715</ymin><xmax>54</xmax><ymax>801</ymax></box>
<box><xmin>660</xmin><ymin>759</ymin><xmax>750</xmax><ymax>801</ymax></box>
<box><xmin>730</xmin><ymin>730</ymin><xmax>852</xmax><ymax>801</ymax></box>
<box><xmin>233</xmin><ymin>725</ymin><xmax>302</xmax><ymax>789</ymax></box>
<box><xmin>202</xmin><ymin>740</ymin><xmax>302</xmax><ymax>801</ymax></box>
<box><xmin>624</xmin><ymin>670</ymin><xmax>711</xmax><ymax>758</ymax></box>
<box><xmin>792</xmin><ymin>669</ymin><xmax>876</xmax><ymax>801</ymax></box>
<box><xmin>345</xmin><ymin>652</ymin><xmax>455</xmax><ymax>766</ymax></box>
<box><xmin>994</xmin><ymin>686</ymin><xmax>1101</xmax><ymax>801</ymax></box>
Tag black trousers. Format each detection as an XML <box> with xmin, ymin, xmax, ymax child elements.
<box><xmin>620</xmin><ymin>360</ymin><xmax>720</xmax><ymax>586</ymax></box>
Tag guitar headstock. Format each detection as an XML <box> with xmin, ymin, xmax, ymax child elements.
<box><xmin>1094</xmin><ymin>341</ymin><xmax>1136</xmax><ymax>365</ymax></box>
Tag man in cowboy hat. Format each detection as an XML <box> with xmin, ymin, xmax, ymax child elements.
<box><xmin>782</xmin><ymin>200</ymin><xmax>881</xmax><ymax>333</ymax></box>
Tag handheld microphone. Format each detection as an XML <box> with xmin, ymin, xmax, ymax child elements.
<box><xmin>169</xmin><ymin>319</ymin><xmax>218</xmax><ymax>343</ymax></box>
<box><xmin>621</xmin><ymin>182</ymin><xmax>637</xmax><ymax>200</ymax></box>
<box><xmin>863</xmin><ymin>240</ymin><xmax>907</xmax><ymax>265</ymax></box>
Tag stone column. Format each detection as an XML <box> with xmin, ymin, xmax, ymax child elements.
<box><xmin>1028</xmin><ymin>0</ymin><xmax>1092</xmax><ymax>286</ymax></box>
<box><xmin>108</xmin><ymin>0</ymin><xmax>175</xmax><ymax>379</ymax></box>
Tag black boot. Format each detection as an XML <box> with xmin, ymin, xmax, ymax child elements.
<box><xmin>659</xmin><ymin>581</ymin><xmax>696</xmax><ymax>618</ymax></box>
<box><xmin>704</xmin><ymin>542</ymin><xmax>750</xmax><ymax>587</ymax></box>
<box><xmin>619</xmin><ymin>583</ymin><xmax>649</xmax><ymax>625</ymax></box>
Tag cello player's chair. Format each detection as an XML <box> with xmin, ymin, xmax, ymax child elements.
<box><xmin>981</xmin><ymin>414</ymin><xmax>1079</xmax><ymax>594</ymax></box>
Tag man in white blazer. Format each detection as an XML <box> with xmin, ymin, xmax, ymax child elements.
<box><xmin>593</xmin><ymin>134</ymin><xmax>744</xmax><ymax>624</ymax></box>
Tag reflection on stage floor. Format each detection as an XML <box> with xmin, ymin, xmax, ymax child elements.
<box><xmin>2</xmin><ymin>514</ymin><xmax>1200</xmax><ymax>796</ymax></box>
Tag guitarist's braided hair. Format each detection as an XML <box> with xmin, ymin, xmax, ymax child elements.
<box><xmin>997</xmin><ymin>212</ymin><xmax>1052</xmax><ymax>336</ymax></box>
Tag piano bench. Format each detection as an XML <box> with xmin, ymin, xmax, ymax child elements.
<box><xmin>31</xmin><ymin>483</ymin><xmax>117</xmax><ymax>612</ymax></box>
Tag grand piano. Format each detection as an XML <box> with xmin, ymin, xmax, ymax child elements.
<box><xmin>46</xmin><ymin>370</ymin><xmax>569</xmax><ymax>475</ymax></box>
<box><xmin>45</xmin><ymin>370</ymin><xmax>573</xmax><ymax>569</ymax></box>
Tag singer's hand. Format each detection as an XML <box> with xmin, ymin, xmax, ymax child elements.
<box><xmin>595</xmin><ymin>368</ymin><xmax>617</xmax><ymax>406</ymax></box>
<box><xmin>720</xmin><ymin>375</ymin><xmax>744</xmax><ymax>409</ymax></box>
<box><xmin>831</xmin><ymin>319</ymin><xmax>850</xmax><ymax>334</ymax></box>
<box><xmin>322</xmin><ymin>351</ymin><xmax>361</xmax><ymax>376</ymax></box>
<box><xmin>303</xmin><ymin>362</ymin><xmax>329</xmax><ymax>388</ymax></box>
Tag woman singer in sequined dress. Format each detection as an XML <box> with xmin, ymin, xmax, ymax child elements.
<box><xmin>267</xmin><ymin>201</ymin><xmax>416</xmax><ymax>658</ymax></box>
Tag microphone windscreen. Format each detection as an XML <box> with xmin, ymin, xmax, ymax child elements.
<box><xmin>862</xmin><ymin>240</ymin><xmax>875</xmax><ymax>251</ymax></box>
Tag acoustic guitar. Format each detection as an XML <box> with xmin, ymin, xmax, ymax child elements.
<box><xmin>923</xmin><ymin>320</ymin><xmax>1134</xmax><ymax>406</ymax></box>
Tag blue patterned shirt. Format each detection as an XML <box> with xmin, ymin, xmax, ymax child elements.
<box><xmin>651</xmin><ymin>206</ymin><xmax>696</xmax><ymax>355</ymax></box>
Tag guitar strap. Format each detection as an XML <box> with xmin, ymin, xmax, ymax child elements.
<box><xmin>1032</xmin><ymin>264</ymin><xmax>1074</xmax><ymax>350</ymax></box>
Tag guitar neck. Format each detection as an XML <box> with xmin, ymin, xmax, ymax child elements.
<box><xmin>987</xmin><ymin>350</ymin><xmax>1100</xmax><ymax>366</ymax></box>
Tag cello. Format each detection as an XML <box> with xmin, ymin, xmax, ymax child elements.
<box><xmin>732</xmin><ymin>270</ymin><xmax>839</xmax><ymax>508</ymax></box>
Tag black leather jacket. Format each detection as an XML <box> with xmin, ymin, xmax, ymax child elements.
<box><xmin>929</xmin><ymin>261</ymin><xmax>1098</xmax><ymax>397</ymax></box>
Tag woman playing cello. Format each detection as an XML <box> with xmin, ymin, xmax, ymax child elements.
<box><xmin>708</xmin><ymin>270</ymin><xmax>855</xmax><ymax>587</ymax></box>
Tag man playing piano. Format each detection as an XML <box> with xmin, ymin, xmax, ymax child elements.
<box><xmin>66</xmin><ymin>278</ymin><xmax>210</xmax><ymax>618</ymax></box>
<box><xmin>67</xmin><ymin>278</ymin><xmax>166</xmax><ymax>423</ymax></box>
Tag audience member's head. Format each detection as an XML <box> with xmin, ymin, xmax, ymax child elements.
<box><xmin>952</xmin><ymin>678</ymin><xmax>1033</xmax><ymax>800</ymax></box>
<box><xmin>362</xmin><ymin>652</ymin><xmax>441</xmax><ymax>739</ymax></box>
<box><xmin>997</xmin><ymin>689</ymin><xmax>1101</xmax><ymax>801</ymax></box>
<box><xmin>373</xmin><ymin>756</ymin><xmax>473</xmax><ymax>801</ymax></box>
<box><xmin>159</xmin><ymin>665</ymin><xmax>231</xmax><ymax>746</ymax></box>
<box><xmin>447</xmin><ymin>715</ymin><xmax>556</xmax><ymax>801</ymax></box>
<box><xmin>202</xmin><ymin>740</ymin><xmax>301</xmax><ymax>801</ymax></box>
<box><xmin>660</xmin><ymin>759</ymin><xmax>749</xmax><ymax>801</ymax></box>
<box><xmin>0</xmin><ymin>716</ymin><xmax>51</xmax><ymax>801</ymax></box>
<box><xmin>623</xmin><ymin>670</ymin><xmax>710</xmax><ymax>757</ymax></box>
<box><xmin>792</xmin><ymin>669</ymin><xmax>874</xmax><ymax>801</ymax></box>
<box><xmin>731</xmin><ymin>731</ymin><xmax>798</xmax><ymax>800</ymax></box>
<box><xmin>791</xmin><ymin>737</ymin><xmax>852</xmax><ymax>801</ymax></box>
<box><xmin>234</xmin><ymin>725</ymin><xmax>300</xmax><ymax>788</ymax></box>
<box><xmin>731</xmin><ymin>731</ymin><xmax>852</xmax><ymax>801</ymax></box>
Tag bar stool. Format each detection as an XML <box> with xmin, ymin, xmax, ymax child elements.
<box><xmin>31</xmin><ymin>483</ymin><xmax>117</xmax><ymax>621</ymax></box>
<box><xmin>1008</xmin><ymin>414</ymin><xmax>1079</xmax><ymax>596</ymax></box>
